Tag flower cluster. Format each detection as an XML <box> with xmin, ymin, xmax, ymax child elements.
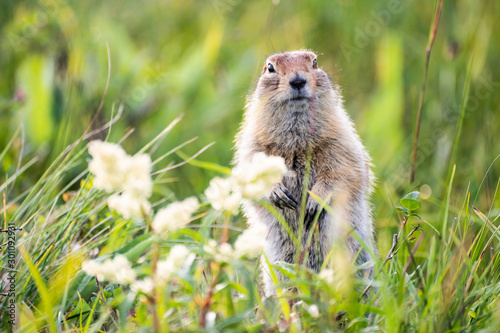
<box><xmin>232</xmin><ymin>152</ymin><xmax>288</xmax><ymax>200</ymax></box>
<box><xmin>88</xmin><ymin>140</ymin><xmax>153</xmax><ymax>220</ymax></box>
<box><xmin>205</xmin><ymin>177</ymin><xmax>241</xmax><ymax>215</ymax></box>
<box><xmin>157</xmin><ymin>244</ymin><xmax>195</xmax><ymax>281</ymax></box>
<box><xmin>203</xmin><ymin>223</ymin><xmax>268</xmax><ymax>263</ymax></box>
<box><xmin>108</xmin><ymin>193</ymin><xmax>152</xmax><ymax>221</ymax></box>
<box><xmin>85</xmin><ymin>141</ymin><xmax>282</xmax><ymax>301</ymax></box>
<box><xmin>204</xmin><ymin>152</ymin><xmax>288</xmax><ymax>215</ymax></box>
<box><xmin>201</xmin><ymin>152</ymin><xmax>284</xmax><ymax>263</ymax></box>
<box><xmin>318</xmin><ymin>268</ymin><xmax>335</xmax><ymax>285</ymax></box>
<box><xmin>307</xmin><ymin>304</ymin><xmax>320</xmax><ymax>318</ymax></box>
<box><xmin>152</xmin><ymin>197</ymin><xmax>199</xmax><ymax>236</ymax></box>
<box><xmin>82</xmin><ymin>255</ymin><xmax>136</xmax><ymax>285</ymax></box>
<box><xmin>131</xmin><ymin>278</ymin><xmax>154</xmax><ymax>295</ymax></box>
<box><xmin>130</xmin><ymin>245</ymin><xmax>194</xmax><ymax>296</ymax></box>
<box><xmin>234</xmin><ymin>223</ymin><xmax>268</xmax><ymax>258</ymax></box>
<box><xmin>204</xmin><ymin>240</ymin><xmax>236</xmax><ymax>263</ymax></box>
<box><xmin>88</xmin><ymin>141</ymin><xmax>201</xmax><ymax>236</ymax></box>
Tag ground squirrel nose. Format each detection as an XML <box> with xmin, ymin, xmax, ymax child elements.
<box><xmin>289</xmin><ymin>76</ymin><xmax>306</xmax><ymax>90</ymax></box>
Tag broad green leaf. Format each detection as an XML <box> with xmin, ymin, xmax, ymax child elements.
<box><xmin>400</xmin><ymin>191</ymin><xmax>421</xmax><ymax>210</ymax></box>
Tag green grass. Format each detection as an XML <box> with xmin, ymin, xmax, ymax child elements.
<box><xmin>0</xmin><ymin>114</ymin><xmax>499</xmax><ymax>332</ymax></box>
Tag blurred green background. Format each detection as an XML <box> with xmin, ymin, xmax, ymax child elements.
<box><xmin>1</xmin><ymin>0</ymin><xmax>499</xmax><ymax>255</ymax></box>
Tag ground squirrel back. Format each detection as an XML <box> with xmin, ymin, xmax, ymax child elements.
<box><xmin>234</xmin><ymin>50</ymin><xmax>376</xmax><ymax>295</ymax></box>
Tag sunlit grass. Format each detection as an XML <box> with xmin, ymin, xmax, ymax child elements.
<box><xmin>0</xmin><ymin>113</ymin><xmax>499</xmax><ymax>331</ymax></box>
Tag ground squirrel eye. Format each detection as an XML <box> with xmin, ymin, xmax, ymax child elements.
<box><xmin>312</xmin><ymin>58</ymin><xmax>317</xmax><ymax>69</ymax></box>
<box><xmin>267</xmin><ymin>63</ymin><xmax>275</xmax><ymax>73</ymax></box>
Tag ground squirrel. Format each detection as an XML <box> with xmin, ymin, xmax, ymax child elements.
<box><xmin>234</xmin><ymin>50</ymin><xmax>376</xmax><ymax>295</ymax></box>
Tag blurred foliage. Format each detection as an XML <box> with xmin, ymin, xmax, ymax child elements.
<box><xmin>0</xmin><ymin>0</ymin><xmax>499</xmax><ymax>303</ymax></box>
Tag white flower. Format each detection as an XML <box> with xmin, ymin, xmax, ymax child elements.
<box><xmin>89</xmin><ymin>141</ymin><xmax>153</xmax><ymax>197</ymax></box>
<box><xmin>203</xmin><ymin>240</ymin><xmax>235</xmax><ymax>263</ymax></box>
<box><xmin>218</xmin><ymin>243</ymin><xmax>235</xmax><ymax>262</ymax></box>
<box><xmin>232</xmin><ymin>152</ymin><xmax>287</xmax><ymax>200</ymax></box>
<box><xmin>81</xmin><ymin>260</ymin><xmax>104</xmax><ymax>279</ymax></box>
<box><xmin>291</xmin><ymin>312</ymin><xmax>301</xmax><ymax>330</ymax></box>
<box><xmin>205</xmin><ymin>177</ymin><xmax>242</xmax><ymax>215</ymax></box>
<box><xmin>156</xmin><ymin>245</ymin><xmax>193</xmax><ymax>281</ymax></box>
<box><xmin>203</xmin><ymin>240</ymin><xmax>217</xmax><ymax>256</ymax></box>
<box><xmin>234</xmin><ymin>223</ymin><xmax>268</xmax><ymax>258</ymax></box>
<box><xmin>110</xmin><ymin>256</ymin><xmax>137</xmax><ymax>284</ymax></box>
<box><xmin>131</xmin><ymin>278</ymin><xmax>154</xmax><ymax>295</ymax></box>
<box><xmin>82</xmin><ymin>254</ymin><xmax>136</xmax><ymax>285</ymax></box>
<box><xmin>88</xmin><ymin>141</ymin><xmax>129</xmax><ymax>192</ymax></box>
<box><xmin>152</xmin><ymin>197</ymin><xmax>199</xmax><ymax>235</ymax></box>
<box><xmin>156</xmin><ymin>262</ymin><xmax>173</xmax><ymax>281</ymax></box>
<box><xmin>205</xmin><ymin>311</ymin><xmax>217</xmax><ymax>329</ymax></box>
<box><xmin>307</xmin><ymin>304</ymin><xmax>320</xmax><ymax>318</ymax></box>
<box><xmin>319</xmin><ymin>268</ymin><xmax>335</xmax><ymax>285</ymax></box>
<box><xmin>122</xmin><ymin>154</ymin><xmax>153</xmax><ymax>198</ymax></box>
<box><xmin>167</xmin><ymin>244</ymin><xmax>192</xmax><ymax>267</ymax></box>
<box><xmin>108</xmin><ymin>192</ymin><xmax>152</xmax><ymax>220</ymax></box>
<box><xmin>88</xmin><ymin>140</ymin><xmax>154</xmax><ymax>220</ymax></box>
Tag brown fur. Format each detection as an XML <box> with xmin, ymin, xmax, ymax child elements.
<box><xmin>234</xmin><ymin>50</ymin><xmax>376</xmax><ymax>295</ymax></box>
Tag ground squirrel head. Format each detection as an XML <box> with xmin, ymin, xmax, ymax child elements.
<box><xmin>254</xmin><ymin>50</ymin><xmax>333</xmax><ymax>108</ymax></box>
<box><xmin>243</xmin><ymin>50</ymin><xmax>342</xmax><ymax>147</ymax></box>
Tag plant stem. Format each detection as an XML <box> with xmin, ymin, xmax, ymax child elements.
<box><xmin>151</xmin><ymin>237</ymin><xmax>161</xmax><ymax>333</ymax></box>
<box><xmin>410</xmin><ymin>0</ymin><xmax>444</xmax><ymax>183</ymax></box>
<box><xmin>220</xmin><ymin>212</ymin><xmax>231</xmax><ymax>244</ymax></box>
<box><xmin>199</xmin><ymin>265</ymin><xmax>222</xmax><ymax>328</ymax></box>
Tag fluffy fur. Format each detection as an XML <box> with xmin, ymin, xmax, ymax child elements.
<box><xmin>234</xmin><ymin>50</ymin><xmax>376</xmax><ymax>295</ymax></box>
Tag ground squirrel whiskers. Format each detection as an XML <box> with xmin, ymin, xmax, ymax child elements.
<box><xmin>234</xmin><ymin>50</ymin><xmax>376</xmax><ymax>295</ymax></box>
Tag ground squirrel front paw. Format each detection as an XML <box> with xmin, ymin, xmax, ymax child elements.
<box><xmin>270</xmin><ymin>183</ymin><xmax>298</xmax><ymax>210</ymax></box>
<box><xmin>304</xmin><ymin>196</ymin><xmax>326</xmax><ymax>230</ymax></box>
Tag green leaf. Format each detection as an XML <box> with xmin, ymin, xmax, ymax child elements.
<box><xmin>176</xmin><ymin>149</ymin><xmax>231</xmax><ymax>174</ymax></box>
<box><xmin>20</xmin><ymin>246</ymin><xmax>57</xmax><ymax>333</ymax></box>
<box><xmin>66</xmin><ymin>297</ymin><xmax>92</xmax><ymax>324</ymax></box>
<box><xmin>400</xmin><ymin>191</ymin><xmax>421</xmax><ymax>210</ymax></box>
<box><xmin>396</xmin><ymin>206</ymin><xmax>409</xmax><ymax>214</ymax></box>
<box><xmin>120</xmin><ymin>235</ymin><xmax>153</xmax><ymax>261</ymax></box>
<box><xmin>116</xmin><ymin>234</ymin><xmax>151</xmax><ymax>256</ymax></box>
